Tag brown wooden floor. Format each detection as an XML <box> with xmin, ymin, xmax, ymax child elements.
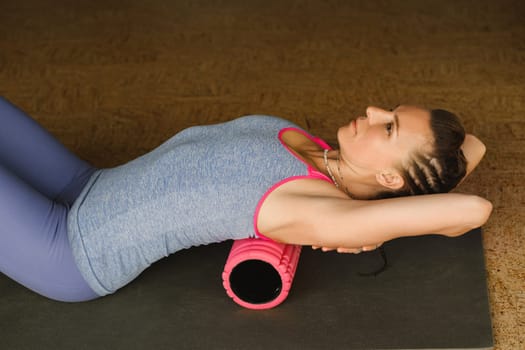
<box><xmin>1</xmin><ymin>0</ymin><xmax>524</xmax><ymax>348</ymax></box>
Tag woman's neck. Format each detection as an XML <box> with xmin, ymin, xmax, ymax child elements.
<box><xmin>312</xmin><ymin>149</ymin><xmax>385</xmax><ymax>199</ymax></box>
<box><xmin>279</xmin><ymin>130</ymin><xmax>386</xmax><ymax>199</ymax></box>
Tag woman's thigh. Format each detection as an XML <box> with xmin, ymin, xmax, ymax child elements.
<box><xmin>0</xmin><ymin>164</ymin><xmax>99</xmax><ymax>302</ymax></box>
<box><xmin>0</xmin><ymin>96</ymin><xmax>96</xmax><ymax>204</ymax></box>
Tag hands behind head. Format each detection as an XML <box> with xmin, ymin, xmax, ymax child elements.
<box><xmin>311</xmin><ymin>134</ymin><xmax>486</xmax><ymax>255</ymax></box>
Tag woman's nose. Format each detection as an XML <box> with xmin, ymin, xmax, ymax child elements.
<box><xmin>366</xmin><ymin>106</ymin><xmax>383</xmax><ymax>124</ymax></box>
<box><xmin>366</xmin><ymin>106</ymin><xmax>390</xmax><ymax>125</ymax></box>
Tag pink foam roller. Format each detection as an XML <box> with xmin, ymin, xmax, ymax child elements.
<box><xmin>222</xmin><ymin>238</ymin><xmax>302</xmax><ymax>309</ymax></box>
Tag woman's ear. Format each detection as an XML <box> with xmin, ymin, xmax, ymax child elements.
<box><xmin>376</xmin><ymin>170</ymin><xmax>404</xmax><ymax>190</ymax></box>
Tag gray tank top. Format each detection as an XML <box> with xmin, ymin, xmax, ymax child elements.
<box><xmin>67</xmin><ymin>115</ymin><xmax>332</xmax><ymax>295</ymax></box>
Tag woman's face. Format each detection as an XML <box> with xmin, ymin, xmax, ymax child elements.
<box><xmin>337</xmin><ymin>105</ymin><xmax>433</xmax><ymax>174</ymax></box>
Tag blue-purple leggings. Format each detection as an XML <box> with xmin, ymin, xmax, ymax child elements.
<box><xmin>0</xmin><ymin>97</ymin><xmax>99</xmax><ymax>302</ymax></box>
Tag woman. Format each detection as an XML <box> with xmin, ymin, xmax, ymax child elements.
<box><xmin>0</xmin><ymin>97</ymin><xmax>492</xmax><ymax>302</ymax></box>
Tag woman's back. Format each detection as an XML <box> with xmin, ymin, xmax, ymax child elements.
<box><xmin>67</xmin><ymin>115</ymin><xmax>321</xmax><ymax>295</ymax></box>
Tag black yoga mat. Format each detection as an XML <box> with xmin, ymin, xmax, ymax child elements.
<box><xmin>0</xmin><ymin>228</ymin><xmax>492</xmax><ymax>349</ymax></box>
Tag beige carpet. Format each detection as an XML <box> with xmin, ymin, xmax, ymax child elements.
<box><xmin>0</xmin><ymin>0</ymin><xmax>524</xmax><ymax>348</ymax></box>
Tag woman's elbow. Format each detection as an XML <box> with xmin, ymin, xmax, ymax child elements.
<box><xmin>477</xmin><ymin>196</ymin><xmax>493</xmax><ymax>226</ymax></box>
<box><xmin>443</xmin><ymin>196</ymin><xmax>493</xmax><ymax>238</ymax></box>
<box><xmin>469</xmin><ymin>196</ymin><xmax>493</xmax><ymax>230</ymax></box>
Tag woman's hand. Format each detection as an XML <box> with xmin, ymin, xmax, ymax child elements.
<box><xmin>459</xmin><ymin>134</ymin><xmax>486</xmax><ymax>184</ymax></box>
<box><xmin>312</xmin><ymin>243</ymin><xmax>383</xmax><ymax>254</ymax></box>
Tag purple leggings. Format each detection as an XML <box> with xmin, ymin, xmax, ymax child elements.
<box><xmin>0</xmin><ymin>97</ymin><xmax>99</xmax><ymax>302</ymax></box>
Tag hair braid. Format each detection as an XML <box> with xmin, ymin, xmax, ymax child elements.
<box><xmin>374</xmin><ymin>109</ymin><xmax>467</xmax><ymax>199</ymax></box>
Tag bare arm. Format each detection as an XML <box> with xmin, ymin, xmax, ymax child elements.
<box><xmin>265</xmin><ymin>182</ymin><xmax>492</xmax><ymax>249</ymax></box>
<box><xmin>311</xmin><ymin>134</ymin><xmax>487</xmax><ymax>252</ymax></box>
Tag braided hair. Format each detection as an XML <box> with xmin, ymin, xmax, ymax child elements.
<box><xmin>376</xmin><ymin>109</ymin><xmax>467</xmax><ymax>199</ymax></box>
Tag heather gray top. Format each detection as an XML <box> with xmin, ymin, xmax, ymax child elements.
<box><xmin>67</xmin><ymin>115</ymin><xmax>331</xmax><ymax>296</ymax></box>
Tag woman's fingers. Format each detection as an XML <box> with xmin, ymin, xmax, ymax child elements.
<box><xmin>337</xmin><ymin>247</ymin><xmax>363</xmax><ymax>254</ymax></box>
<box><xmin>362</xmin><ymin>242</ymin><xmax>383</xmax><ymax>252</ymax></box>
<box><xmin>312</xmin><ymin>242</ymin><xmax>384</xmax><ymax>254</ymax></box>
<box><xmin>311</xmin><ymin>246</ymin><xmax>336</xmax><ymax>252</ymax></box>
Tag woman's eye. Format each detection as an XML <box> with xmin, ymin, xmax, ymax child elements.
<box><xmin>385</xmin><ymin>122</ymin><xmax>393</xmax><ymax>135</ymax></box>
